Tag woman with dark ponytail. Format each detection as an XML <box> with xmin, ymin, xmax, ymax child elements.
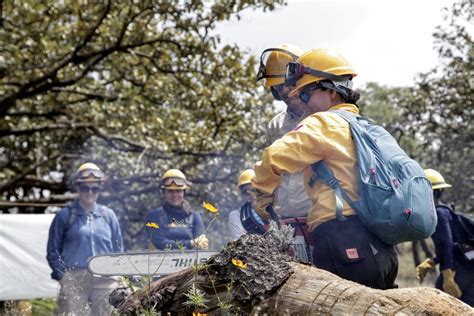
<box><xmin>252</xmin><ymin>48</ymin><xmax>398</xmax><ymax>290</ymax></box>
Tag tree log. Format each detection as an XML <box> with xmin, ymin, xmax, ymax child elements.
<box><xmin>113</xmin><ymin>230</ymin><xmax>473</xmax><ymax>315</ymax></box>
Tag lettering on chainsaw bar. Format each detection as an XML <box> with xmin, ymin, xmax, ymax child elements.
<box><xmin>171</xmin><ymin>257</ymin><xmax>208</xmax><ymax>268</ymax></box>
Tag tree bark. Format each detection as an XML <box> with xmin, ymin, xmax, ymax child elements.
<box><xmin>113</xmin><ymin>232</ymin><xmax>473</xmax><ymax>315</ymax></box>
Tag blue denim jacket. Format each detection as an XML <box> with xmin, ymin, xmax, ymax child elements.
<box><xmin>46</xmin><ymin>200</ymin><xmax>124</xmax><ymax>280</ymax></box>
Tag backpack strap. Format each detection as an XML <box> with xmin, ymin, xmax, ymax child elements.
<box><xmin>309</xmin><ymin>160</ymin><xmax>358</xmax><ymax>221</ymax></box>
<box><xmin>65</xmin><ymin>205</ymin><xmax>78</xmax><ymax>232</ymax></box>
<box><xmin>332</xmin><ymin>109</ymin><xmax>374</xmax><ymax>125</ymax></box>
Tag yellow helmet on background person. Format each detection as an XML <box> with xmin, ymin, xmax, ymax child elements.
<box><xmin>161</xmin><ymin>169</ymin><xmax>191</xmax><ymax>190</ymax></box>
<box><xmin>424</xmin><ymin>169</ymin><xmax>452</xmax><ymax>190</ymax></box>
<box><xmin>74</xmin><ymin>162</ymin><xmax>106</xmax><ymax>183</ymax></box>
<box><xmin>256</xmin><ymin>43</ymin><xmax>304</xmax><ymax>88</ymax></box>
<box><xmin>286</xmin><ymin>48</ymin><xmax>358</xmax><ymax>97</ymax></box>
<box><xmin>236</xmin><ymin>169</ymin><xmax>255</xmax><ymax>190</ymax></box>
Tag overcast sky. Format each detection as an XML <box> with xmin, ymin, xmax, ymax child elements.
<box><xmin>215</xmin><ymin>0</ymin><xmax>455</xmax><ymax>88</ymax></box>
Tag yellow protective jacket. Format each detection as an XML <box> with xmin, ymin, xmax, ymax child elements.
<box><xmin>252</xmin><ymin>103</ymin><xmax>360</xmax><ymax>232</ymax></box>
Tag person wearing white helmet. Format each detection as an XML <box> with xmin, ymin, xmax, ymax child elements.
<box><xmin>47</xmin><ymin>162</ymin><xmax>124</xmax><ymax>315</ymax></box>
<box><xmin>145</xmin><ymin>169</ymin><xmax>207</xmax><ymax>250</ymax></box>
<box><xmin>228</xmin><ymin>169</ymin><xmax>264</xmax><ymax>241</ymax></box>
<box><xmin>416</xmin><ymin>169</ymin><xmax>473</xmax><ymax>306</ymax></box>
<box><xmin>256</xmin><ymin>43</ymin><xmax>312</xmax><ymax>219</ymax></box>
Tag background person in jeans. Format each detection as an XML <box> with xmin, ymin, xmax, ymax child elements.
<box><xmin>47</xmin><ymin>162</ymin><xmax>124</xmax><ymax>315</ymax></box>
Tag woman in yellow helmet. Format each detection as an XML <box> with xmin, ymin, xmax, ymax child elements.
<box><xmin>252</xmin><ymin>48</ymin><xmax>398</xmax><ymax>289</ymax></box>
<box><xmin>145</xmin><ymin>169</ymin><xmax>207</xmax><ymax>250</ymax></box>
<box><xmin>228</xmin><ymin>169</ymin><xmax>264</xmax><ymax>241</ymax></box>
<box><xmin>46</xmin><ymin>162</ymin><xmax>123</xmax><ymax>315</ymax></box>
<box><xmin>416</xmin><ymin>169</ymin><xmax>473</xmax><ymax>306</ymax></box>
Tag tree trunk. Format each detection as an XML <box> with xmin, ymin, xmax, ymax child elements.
<box><xmin>113</xmin><ymin>229</ymin><xmax>472</xmax><ymax>315</ymax></box>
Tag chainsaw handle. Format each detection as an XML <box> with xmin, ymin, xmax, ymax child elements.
<box><xmin>266</xmin><ymin>205</ymin><xmax>281</xmax><ymax>229</ymax></box>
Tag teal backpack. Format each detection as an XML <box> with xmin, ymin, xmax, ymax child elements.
<box><xmin>309</xmin><ymin>110</ymin><xmax>437</xmax><ymax>245</ymax></box>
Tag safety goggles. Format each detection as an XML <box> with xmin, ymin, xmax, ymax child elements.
<box><xmin>162</xmin><ymin>177</ymin><xmax>188</xmax><ymax>187</ymax></box>
<box><xmin>79</xmin><ymin>184</ymin><xmax>101</xmax><ymax>194</ymax></box>
<box><xmin>285</xmin><ymin>62</ymin><xmax>352</xmax><ymax>87</ymax></box>
<box><xmin>256</xmin><ymin>48</ymin><xmax>299</xmax><ymax>82</ymax></box>
<box><xmin>270</xmin><ymin>84</ymin><xmax>284</xmax><ymax>101</ymax></box>
<box><xmin>76</xmin><ymin>168</ymin><xmax>105</xmax><ymax>180</ymax></box>
<box><xmin>240</xmin><ymin>186</ymin><xmax>256</xmax><ymax>197</ymax></box>
<box><xmin>298</xmin><ymin>82</ymin><xmax>326</xmax><ymax>103</ymax></box>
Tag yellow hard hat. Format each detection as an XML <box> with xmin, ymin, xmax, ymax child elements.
<box><xmin>161</xmin><ymin>169</ymin><xmax>190</xmax><ymax>190</ymax></box>
<box><xmin>257</xmin><ymin>43</ymin><xmax>304</xmax><ymax>88</ymax></box>
<box><xmin>74</xmin><ymin>162</ymin><xmax>106</xmax><ymax>183</ymax></box>
<box><xmin>237</xmin><ymin>169</ymin><xmax>255</xmax><ymax>189</ymax></box>
<box><xmin>424</xmin><ymin>169</ymin><xmax>452</xmax><ymax>190</ymax></box>
<box><xmin>287</xmin><ymin>48</ymin><xmax>357</xmax><ymax>97</ymax></box>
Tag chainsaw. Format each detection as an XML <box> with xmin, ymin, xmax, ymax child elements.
<box><xmin>241</xmin><ymin>203</ymin><xmax>313</xmax><ymax>262</ymax></box>
<box><xmin>87</xmin><ymin>250</ymin><xmax>217</xmax><ymax>276</ymax></box>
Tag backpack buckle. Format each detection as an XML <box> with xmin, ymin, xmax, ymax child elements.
<box><xmin>393</xmin><ymin>179</ymin><xmax>400</xmax><ymax>188</ymax></box>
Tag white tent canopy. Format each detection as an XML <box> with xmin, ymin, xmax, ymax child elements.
<box><xmin>0</xmin><ymin>214</ymin><xmax>59</xmax><ymax>300</ymax></box>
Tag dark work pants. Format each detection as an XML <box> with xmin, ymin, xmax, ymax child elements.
<box><xmin>312</xmin><ymin>216</ymin><xmax>398</xmax><ymax>289</ymax></box>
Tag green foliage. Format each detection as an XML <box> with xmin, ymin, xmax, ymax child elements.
<box><xmin>401</xmin><ymin>0</ymin><xmax>473</xmax><ymax>212</ymax></box>
<box><xmin>0</xmin><ymin>1</ymin><xmax>282</xmax><ymax>248</ymax></box>
<box><xmin>359</xmin><ymin>0</ymin><xmax>472</xmax><ymax>213</ymax></box>
<box><xmin>184</xmin><ymin>283</ymin><xmax>209</xmax><ymax>310</ymax></box>
<box><xmin>31</xmin><ymin>298</ymin><xmax>57</xmax><ymax>315</ymax></box>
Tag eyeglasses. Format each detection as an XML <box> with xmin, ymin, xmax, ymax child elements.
<box><xmin>76</xmin><ymin>169</ymin><xmax>105</xmax><ymax>180</ymax></box>
<box><xmin>162</xmin><ymin>177</ymin><xmax>188</xmax><ymax>187</ymax></box>
<box><xmin>79</xmin><ymin>185</ymin><xmax>101</xmax><ymax>194</ymax></box>
<box><xmin>285</xmin><ymin>62</ymin><xmax>352</xmax><ymax>87</ymax></box>
<box><xmin>256</xmin><ymin>48</ymin><xmax>299</xmax><ymax>82</ymax></box>
<box><xmin>299</xmin><ymin>82</ymin><xmax>324</xmax><ymax>103</ymax></box>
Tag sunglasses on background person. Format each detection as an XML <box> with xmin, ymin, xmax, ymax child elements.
<box><xmin>78</xmin><ymin>184</ymin><xmax>102</xmax><ymax>194</ymax></box>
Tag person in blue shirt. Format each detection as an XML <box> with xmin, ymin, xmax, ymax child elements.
<box><xmin>145</xmin><ymin>169</ymin><xmax>207</xmax><ymax>250</ymax></box>
<box><xmin>416</xmin><ymin>169</ymin><xmax>474</xmax><ymax>306</ymax></box>
<box><xmin>46</xmin><ymin>162</ymin><xmax>124</xmax><ymax>315</ymax></box>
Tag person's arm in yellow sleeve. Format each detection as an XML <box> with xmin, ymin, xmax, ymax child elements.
<box><xmin>252</xmin><ymin>115</ymin><xmax>330</xmax><ymax>217</ymax></box>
